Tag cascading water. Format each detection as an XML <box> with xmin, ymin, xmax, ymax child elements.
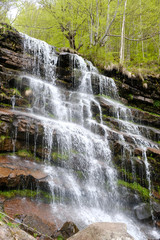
<box><xmin>12</xmin><ymin>33</ymin><xmax>160</xmax><ymax>239</ymax></box>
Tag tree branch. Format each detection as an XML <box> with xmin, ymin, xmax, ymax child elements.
<box><xmin>14</xmin><ymin>24</ymin><xmax>54</xmax><ymax>30</ymax></box>
<box><xmin>99</xmin><ymin>0</ymin><xmax>121</xmax><ymax>46</ymax></box>
<box><xmin>107</xmin><ymin>32</ymin><xmax>160</xmax><ymax>41</ymax></box>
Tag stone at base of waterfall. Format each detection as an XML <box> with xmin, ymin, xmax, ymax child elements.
<box><xmin>68</xmin><ymin>222</ymin><xmax>134</xmax><ymax>240</ymax></box>
<box><xmin>133</xmin><ymin>202</ymin><xmax>160</xmax><ymax>221</ymax></box>
<box><xmin>0</xmin><ymin>221</ymin><xmax>35</xmax><ymax>240</ymax></box>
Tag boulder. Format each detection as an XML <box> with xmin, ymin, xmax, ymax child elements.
<box><xmin>68</xmin><ymin>222</ymin><xmax>134</xmax><ymax>240</ymax></box>
<box><xmin>54</xmin><ymin>221</ymin><xmax>79</xmax><ymax>239</ymax></box>
<box><xmin>134</xmin><ymin>203</ymin><xmax>151</xmax><ymax>221</ymax></box>
<box><xmin>0</xmin><ymin>221</ymin><xmax>35</xmax><ymax>240</ymax></box>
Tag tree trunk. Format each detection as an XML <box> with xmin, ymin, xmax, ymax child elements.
<box><xmin>94</xmin><ymin>0</ymin><xmax>99</xmax><ymax>45</ymax></box>
<box><xmin>140</xmin><ymin>0</ymin><xmax>144</xmax><ymax>59</ymax></box>
<box><xmin>100</xmin><ymin>0</ymin><xmax>120</xmax><ymax>46</ymax></box>
<box><xmin>120</xmin><ymin>0</ymin><xmax>127</xmax><ymax>64</ymax></box>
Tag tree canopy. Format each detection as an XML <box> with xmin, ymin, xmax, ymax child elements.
<box><xmin>7</xmin><ymin>0</ymin><xmax>160</xmax><ymax>72</ymax></box>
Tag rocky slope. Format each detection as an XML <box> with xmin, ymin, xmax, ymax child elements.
<box><xmin>0</xmin><ymin>22</ymin><xmax>160</xmax><ymax>239</ymax></box>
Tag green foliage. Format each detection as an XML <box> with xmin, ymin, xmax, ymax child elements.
<box><xmin>33</xmin><ymin>233</ymin><xmax>38</xmax><ymax>238</ymax></box>
<box><xmin>13</xmin><ymin>0</ymin><xmax>160</xmax><ymax>72</ymax></box>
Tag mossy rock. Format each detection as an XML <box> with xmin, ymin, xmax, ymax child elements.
<box><xmin>52</xmin><ymin>152</ymin><xmax>69</xmax><ymax>162</ymax></box>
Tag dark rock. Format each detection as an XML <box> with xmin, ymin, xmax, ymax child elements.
<box><xmin>134</xmin><ymin>148</ymin><xmax>143</xmax><ymax>156</ymax></box>
<box><xmin>57</xmin><ymin>53</ymin><xmax>72</xmax><ymax>69</ymax></box>
<box><xmin>0</xmin><ymin>23</ymin><xmax>23</xmax><ymax>52</ymax></box>
<box><xmin>147</xmin><ymin>148</ymin><xmax>160</xmax><ymax>161</ymax></box>
<box><xmin>22</xmin><ymin>215</ymin><xmax>56</xmax><ymax>237</ymax></box>
<box><xmin>54</xmin><ymin>221</ymin><xmax>79</xmax><ymax>239</ymax></box>
<box><xmin>153</xmin><ymin>202</ymin><xmax>160</xmax><ymax>217</ymax></box>
<box><xmin>134</xmin><ymin>203</ymin><xmax>152</xmax><ymax>221</ymax></box>
<box><xmin>100</xmin><ymin>63</ymin><xmax>160</xmax><ymax>115</ymax></box>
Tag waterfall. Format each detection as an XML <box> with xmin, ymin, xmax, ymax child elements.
<box><xmin>13</xmin><ymin>33</ymin><xmax>160</xmax><ymax>240</ymax></box>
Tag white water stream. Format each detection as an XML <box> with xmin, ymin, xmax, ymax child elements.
<box><xmin>16</xmin><ymin>34</ymin><xmax>160</xmax><ymax>240</ymax></box>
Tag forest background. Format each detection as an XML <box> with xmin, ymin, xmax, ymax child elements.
<box><xmin>1</xmin><ymin>0</ymin><xmax>160</xmax><ymax>75</ymax></box>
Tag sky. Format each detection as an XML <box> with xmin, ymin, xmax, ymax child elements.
<box><xmin>8</xmin><ymin>0</ymin><xmax>39</xmax><ymax>21</ymax></box>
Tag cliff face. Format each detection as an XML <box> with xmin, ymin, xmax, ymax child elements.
<box><xmin>0</xmin><ymin>23</ymin><xmax>160</xmax><ymax>239</ymax></box>
<box><xmin>101</xmin><ymin>65</ymin><xmax>160</xmax><ymax>115</ymax></box>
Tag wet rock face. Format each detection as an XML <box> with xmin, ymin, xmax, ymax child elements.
<box><xmin>4</xmin><ymin>197</ymin><xmax>62</xmax><ymax>238</ymax></box>
<box><xmin>68</xmin><ymin>222</ymin><xmax>134</xmax><ymax>240</ymax></box>
<box><xmin>0</xmin><ymin>23</ymin><xmax>23</xmax><ymax>52</ymax></box>
<box><xmin>101</xmin><ymin>65</ymin><xmax>160</xmax><ymax>115</ymax></box>
<box><xmin>0</xmin><ymin>155</ymin><xmax>49</xmax><ymax>191</ymax></box>
<box><xmin>0</xmin><ymin>23</ymin><xmax>160</xmax><ymax>238</ymax></box>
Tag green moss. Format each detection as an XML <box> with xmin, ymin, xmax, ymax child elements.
<box><xmin>52</xmin><ymin>152</ymin><xmax>69</xmax><ymax>161</ymax></box>
<box><xmin>76</xmin><ymin>170</ymin><xmax>85</xmax><ymax>180</ymax></box>
<box><xmin>7</xmin><ymin>222</ymin><xmax>20</xmax><ymax>228</ymax></box>
<box><xmin>0</xmin><ymin>93</ymin><xmax>7</xmax><ymax>98</ymax></box>
<box><xmin>71</xmin><ymin>149</ymin><xmax>79</xmax><ymax>155</ymax></box>
<box><xmin>48</xmin><ymin>113</ymin><xmax>55</xmax><ymax>119</ymax></box>
<box><xmin>153</xmin><ymin>100</ymin><xmax>160</xmax><ymax>108</ymax></box>
<box><xmin>0</xmin><ymin>135</ymin><xmax>10</xmax><ymax>143</ymax></box>
<box><xmin>96</xmin><ymin>94</ymin><xmax>112</xmax><ymax>99</ymax></box>
<box><xmin>0</xmin><ymin>213</ymin><xmax>5</xmax><ymax>221</ymax></box>
<box><xmin>17</xmin><ymin>150</ymin><xmax>32</xmax><ymax>158</ymax></box>
<box><xmin>118</xmin><ymin>180</ymin><xmax>150</xmax><ymax>200</ymax></box>
<box><xmin>0</xmin><ymin>103</ymin><xmax>12</xmax><ymax>108</ymax></box>
<box><xmin>0</xmin><ymin>189</ymin><xmax>53</xmax><ymax>202</ymax></box>
<box><xmin>12</xmin><ymin>88</ymin><xmax>21</xmax><ymax>97</ymax></box>
<box><xmin>116</xmin><ymin>167</ymin><xmax>134</xmax><ymax>182</ymax></box>
<box><xmin>57</xmin><ymin>236</ymin><xmax>64</xmax><ymax>240</ymax></box>
<box><xmin>128</xmin><ymin>105</ymin><xmax>160</xmax><ymax>117</ymax></box>
<box><xmin>128</xmin><ymin>94</ymin><xmax>133</xmax><ymax>100</ymax></box>
<box><xmin>17</xmin><ymin>150</ymin><xmax>42</xmax><ymax>162</ymax></box>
